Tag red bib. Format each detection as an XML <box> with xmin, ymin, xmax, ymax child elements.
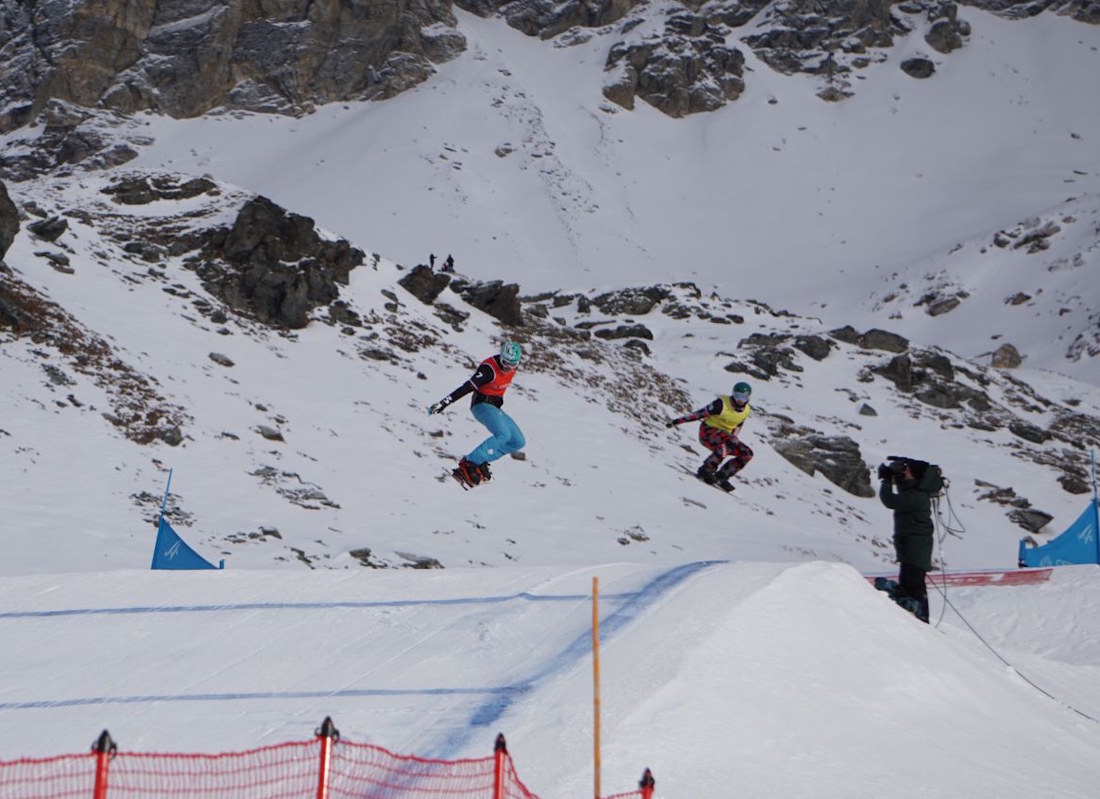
<box><xmin>477</xmin><ymin>356</ymin><xmax>516</xmax><ymax>397</ymax></box>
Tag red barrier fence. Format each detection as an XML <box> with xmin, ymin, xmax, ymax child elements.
<box><xmin>0</xmin><ymin>720</ymin><xmax>656</xmax><ymax>799</ymax></box>
<box><xmin>864</xmin><ymin>567</ymin><xmax>1053</xmax><ymax>588</ymax></box>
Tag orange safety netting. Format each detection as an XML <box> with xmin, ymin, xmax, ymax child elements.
<box><xmin>0</xmin><ymin>734</ymin><xmax>634</xmax><ymax>799</ymax></box>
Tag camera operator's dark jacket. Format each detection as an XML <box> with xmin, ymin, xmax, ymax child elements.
<box><xmin>879</xmin><ymin>478</ymin><xmax>934</xmax><ymax>570</ymax></box>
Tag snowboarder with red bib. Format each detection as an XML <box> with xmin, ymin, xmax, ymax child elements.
<box><xmin>666</xmin><ymin>381</ymin><xmax>754</xmax><ymax>492</ymax></box>
<box><xmin>428</xmin><ymin>342</ymin><xmax>525</xmax><ymax>487</ymax></box>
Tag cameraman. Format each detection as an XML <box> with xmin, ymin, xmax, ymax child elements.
<box><xmin>877</xmin><ymin>459</ymin><xmax>933</xmax><ymax>623</ymax></box>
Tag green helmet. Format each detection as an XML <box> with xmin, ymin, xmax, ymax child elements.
<box><xmin>500</xmin><ymin>341</ymin><xmax>522</xmax><ymax>370</ymax></box>
<box><xmin>731</xmin><ymin>382</ymin><xmax>751</xmax><ymax>405</ymax></box>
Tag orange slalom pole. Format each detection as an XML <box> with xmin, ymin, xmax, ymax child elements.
<box><xmin>593</xmin><ymin>576</ymin><xmax>601</xmax><ymax>799</ymax></box>
<box><xmin>493</xmin><ymin>734</ymin><xmax>507</xmax><ymax>799</ymax></box>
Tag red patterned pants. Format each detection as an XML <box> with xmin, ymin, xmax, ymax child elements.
<box><xmin>698</xmin><ymin>424</ymin><xmax>753</xmax><ymax>478</ymax></box>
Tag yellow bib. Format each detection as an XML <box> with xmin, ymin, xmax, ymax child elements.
<box><xmin>704</xmin><ymin>396</ymin><xmax>751</xmax><ymax>433</ymax></box>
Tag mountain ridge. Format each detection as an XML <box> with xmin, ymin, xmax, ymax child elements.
<box><xmin>1</xmin><ymin>3</ymin><xmax>1098</xmax><ymax>578</ymax></box>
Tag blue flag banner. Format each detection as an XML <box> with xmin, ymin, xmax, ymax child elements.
<box><xmin>1018</xmin><ymin>498</ymin><xmax>1100</xmax><ymax>568</ymax></box>
<box><xmin>151</xmin><ymin>518</ymin><xmax>223</xmax><ymax>570</ymax></box>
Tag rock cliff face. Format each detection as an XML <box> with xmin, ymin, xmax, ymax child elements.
<box><xmin>482</xmin><ymin>0</ymin><xmax>1095</xmax><ymax>114</ymax></box>
<box><xmin>0</xmin><ymin>180</ymin><xmax>18</xmax><ymax>259</ymax></box>
<box><xmin>0</xmin><ymin>0</ymin><xmax>1096</xmax><ymax>129</ymax></box>
<box><xmin>0</xmin><ymin>0</ymin><xmax>465</xmax><ymax>132</ymax></box>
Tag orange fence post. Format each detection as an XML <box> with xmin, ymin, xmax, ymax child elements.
<box><xmin>592</xmin><ymin>577</ymin><xmax>601</xmax><ymax>799</ymax></box>
<box><xmin>492</xmin><ymin>733</ymin><xmax>507</xmax><ymax>799</ymax></box>
<box><xmin>91</xmin><ymin>730</ymin><xmax>116</xmax><ymax>799</ymax></box>
<box><xmin>639</xmin><ymin>767</ymin><xmax>655</xmax><ymax>799</ymax></box>
<box><xmin>314</xmin><ymin>717</ymin><xmax>340</xmax><ymax>799</ymax></box>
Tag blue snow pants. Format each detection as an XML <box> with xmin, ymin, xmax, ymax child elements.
<box><xmin>467</xmin><ymin>402</ymin><xmax>526</xmax><ymax>464</ymax></box>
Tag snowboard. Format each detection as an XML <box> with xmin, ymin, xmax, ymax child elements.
<box><xmin>448</xmin><ymin>467</ymin><xmax>476</xmax><ymax>490</ymax></box>
<box><xmin>873</xmin><ymin>577</ymin><xmax>899</xmax><ymax>597</ymax></box>
<box><xmin>873</xmin><ymin>577</ymin><xmax>927</xmax><ymax>621</ymax></box>
<box><xmin>674</xmin><ymin>464</ymin><xmax>736</xmax><ymax>493</ymax></box>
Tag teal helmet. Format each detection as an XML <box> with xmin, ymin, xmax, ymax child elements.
<box><xmin>731</xmin><ymin>381</ymin><xmax>751</xmax><ymax>406</ymax></box>
<box><xmin>500</xmin><ymin>341</ymin><xmax>522</xmax><ymax>370</ymax></box>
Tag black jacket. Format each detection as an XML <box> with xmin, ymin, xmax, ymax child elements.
<box><xmin>879</xmin><ymin>479</ymin><xmax>934</xmax><ymax>570</ymax></box>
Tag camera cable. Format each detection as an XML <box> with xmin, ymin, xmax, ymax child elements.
<box><xmin>928</xmin><ymin>484</ymin><xmax>1100</xmax><ymax>724</ymax></box>
<box><xmin>929</xmin><ymin>487</ymin><xmax>957</xmax><ymax>628</ymax></box>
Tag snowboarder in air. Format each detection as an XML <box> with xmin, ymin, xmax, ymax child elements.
<box><xmin>427</xmin><ymin>341</ymin><xmax>526</xmax><ymax>487</ymax></box>
<box><xmin>666</xmin><ymin>381</ymin><xmax>754</xmax><ymax>492</ymax></box>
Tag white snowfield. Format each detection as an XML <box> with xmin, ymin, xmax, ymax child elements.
<box><xmin>2</xmin><ymin>562</ymin><xmax>1099</xmax><ymax>798</ymax></box>
<box><xmin>2</xmin><ymin>5</ymin><xmax>1100</xmax><ymax>797</ymax></box>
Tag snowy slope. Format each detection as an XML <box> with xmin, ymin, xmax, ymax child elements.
<box><xmin>124</xmin><ymin>9</ymin><xmax>1100</xmax><ymax>381</ymax></box>
<box><xmin>1</xmin><ymin>160</ymin><xmax>1098</xmax><ymax>579</ymax></box>
<box><xmin>3</xmin><ymin>563</ymin><xmax>1100</xmax><ymax>799</ymax></box>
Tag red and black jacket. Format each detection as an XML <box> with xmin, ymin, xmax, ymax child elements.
<box><xmin>438</xmin><ymin>355</ymin><xmax>516</xmax><ymax>410</ymax></box>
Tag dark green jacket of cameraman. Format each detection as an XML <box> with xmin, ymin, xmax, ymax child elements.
<box><xmin>879</xmin><ymin>478</ymin><xmax>934</xmax><ymax>570</ymax></box>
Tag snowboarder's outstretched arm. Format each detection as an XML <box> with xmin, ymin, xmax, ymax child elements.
<box><xmin>427</xmin><ymin>363</ymin><xmax>497</xmax><ymax>415</ymax></box>
<box><xmin>665</xmin><ymin>398</ymin><xmax>724</xmax><ymax>428</ymax></box>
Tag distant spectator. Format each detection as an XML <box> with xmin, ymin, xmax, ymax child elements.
<box><xmin>442</xmin><ymin>254</ymin><xmax>455</xmax><ymax>273</ymax></box>
<box><xmin>429</xmin><ymin>253</ymin><xmax>436</xmax><ymax>270</ymax></box>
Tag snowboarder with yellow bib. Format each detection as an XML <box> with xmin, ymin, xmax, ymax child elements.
<box><xmin>666</xmin><ymin>381</ymin><xmax>754</xmax><ymax>492</ymax></box>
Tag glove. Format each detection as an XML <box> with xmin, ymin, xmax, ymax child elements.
<box><xmin>665</xmin><ymin>419</ymin><xmax>678</xmax><ymax>429</ymax></box>
<box><xmin>427</xmin><ymin>402</ymin><xmax>444</xmax><ymax>416</ymax></box>
<box><xmin>876</xmin><ymin>463</ymin><xmax>893</xmax><ymax>482</ymax></box>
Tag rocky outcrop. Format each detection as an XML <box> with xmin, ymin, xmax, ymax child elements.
<box><xmin>966</xmin><ymin>0</ymin><xmax>1099</xmax><ymax>22</ymax></box>
<box><xmin>1058</xmin><ymin>0</ymin><xmax>1100</xmax><ymax>23</ymax></box>
<box><xmin>771</xmin><ymin>422</ymin><xmax>876</xmax><ymax>498</ymax></box>
<box><xmin>991</xmin><ymin>342</ymin><xmax>1023</xmax><ymax>369</ymax></box>
<box><xmin>743</xmin><ymin>0</ymin><xmax>909</xmax><ymax>99</ymax></box>
<box><xmin>603</xmin><ymin>12</ymin><xmax>747</xmax><ymax>116</ymax></box>
<box><xmin>731</xmin><ymin>332</ymin><xmax>835</xmax><ymax>376</ymax></box>
<box><xmin>589</xmin><ymin>286</ymin><xmax>672</xmax><ymax>316</ymax></box>
<box><xmin>0</xmin><ymin>102</ymin><xmax>146</xmax><ymax>182</ymax></box>
<box><xmin>0</xmin><ymin>180</ymin><xmax>18</xmax><ymax>258</ymax></box>
<box><xmin>993</xmin><ymin>215</ymin><xmax>1065</xmax><ymax>253</ymax></box>
<box><xmin>0</xmin><ymin>0</ymin><xmax>465</xmax><ymax>131</ymax></box>
<box><xmin>192</xmin><ymin>195</ymin><xmax>365</xmax><ymax>329</ymax></box>
<box><xmin>2</xmin><ymin>0</ymin><xmax>1096</xmax><ymax>130</ymax></box>
<box><xmin>594</xmin><ymin>322</ymin><xmax>653</xmax><ymax>340</ymax></box>
<box><xmin>830</xmin><ymin>326</ymin><xmax>909</xmax><ymax>352</ymax></box>
<box><xmin>477</xmin><ymin>0</ymin><xmax>640</xmax><ymax>38</ymax></box>
<box><xmin>399</xmin><ymin>264</ymin><xmax>453</xmax><ymax>305</ymax></box>
<box><xmin>924</xmin><ymin>3</ymin><xmax>971</xmax><ymax>53</ymax></box>
<box><xmin>102</xmin><ymin>174</ymin><xmax>218</xmax><ymax>205</ymax></box>
<box><xmin>727</xmin><ymin>333</ymin><xmax>805</xmax><ymax>380</ymax></box>
<box><xmin>450</xmin><ymin>279</ymin><xmax>524</xmax><ymax>326</ymax></box>
<box><xmin>27</xmin><ymin>216</ymin><xmax>68</xmax><ymax>242</ymax></box>
<box><xmin>870</xmin><ymin>351</ymin><xmax>996</xmax><ymax>411</ymax></box>
<box><xmin>901</xmin><ymin>56</ymin><xmax>936</xmax><ymax>78</ymax></box>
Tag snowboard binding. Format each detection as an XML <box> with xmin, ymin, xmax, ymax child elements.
<box><xmin>451</xmin><ymin>458</ymin><xmax>492</xmax><ymax>489</ymax></box>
